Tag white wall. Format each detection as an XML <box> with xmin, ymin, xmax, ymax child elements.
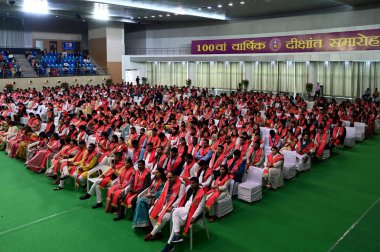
<box><xmin>32</xmin><ymin>31</ymin><xmax>82</xmax><ymax>41</ymax></box>
<box><xmin>122</xmin><ymin>56</ymin><xmax>146</xmax><ymax>81</ymax></box>
<box><xmin>106</xmin><ymin>23</ymin><xmax>125</xmax><ymax>62</ymax></box>
<box><xmin>0</xmin><ymin>75</ymin><xmax>110</xmax><ymax>91</ymax></box>
<box><xmin>125</xmin><ymin>8</ymin><xmax>380</xmax><ymax>51</ymax></box>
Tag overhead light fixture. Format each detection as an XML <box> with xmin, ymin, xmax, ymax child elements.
<box><xmin>217</xmin><ymin>4</ymin><xmax>222</xmax><ymax>8</ymax></box>
<box><xmin>158</xmin><ymin>14</ymin><xmax>163</xmax><ymax>17</ymax></box>
<box><xmin>23</xmin><ymin>0</ymin><xmax>49</xmax><ymax>15</ymax></box>
<box><xmin>144</xmin><ymin>16</ymin><xmax>148</xmax><ymax>18</ymax></box>
<box><xmin>93</xmin><ymin>3</ymin><xmax>109</xmax><ymax>21</ymax></box>
<box><xmin>151</xmin><ymin>15</ymin><xmax>155</xmax><ymax>18</ymax></box>
<box><xmin>240</xmin><ymin>1</ymin><xmax>245</xmax><ymax>4</ymax></box>
<box><xmin>87</xmin><ymin>0</ymin><xmax>226</xmax><ymax>20</ymax></box>
<box><xmin>120</xmin><ymin>18</ymin><xmax>136</xmax><ymax>23</ymax></box>
<box><xmin>228</xmin><ymin>2</ymin><xmax>233</xmax><ymax>6</ymax></box>
<box><xmin>166</xmin><ymin>13</ymin><xmax>170</xmax><ymax>16</ymax></box>
<box><xmin>207</xmin><ymin>6</ymin><xmax>212</xmax><ymax>9</ymax></box>
<box><xmin>198</xmin><ymin>7</ymin><xmax>202</xmax><ymax>10</ymax></box>
<box><xmin>137</xmin><ymin>16</ymin><xmax>141</xmax><ymax>19</ymax></box>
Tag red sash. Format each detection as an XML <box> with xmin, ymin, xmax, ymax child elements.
<box><xmin>209</xmin><ymin>153</ymin><xmax>226</xmax><ymax>171</ymax></box>
<box><xmin>296</xmin><ymin>140</ymin><xmax>314</xmax><ymax>155</ymax></box>
<box><xmin>315</xmin><ymin>133</ymin><xmax>328</xmax><ymax>158</ymax></box>
<box><xmin>179</xmin><ymin>187</ymin><xmax>205</xmax><ymax>235</ymax></box>
<box><xmin>123</xmin><ymin>168</ymin><xmax>150</xmax><ymax>207</ymax></box>
<box><xmin>267</xmin><ymin>153</ymin><xmax>283</xmax><ymax>166</ymax></box>
<box><xmin>269</xmin><ymin>134</ymin><xmax>280</xmax><ymax>147</ymax></box>
<box><xmin>198</xmin><ymin>146</ymin><xmax>211</xmax><ymax>157</ymax></box>
<box><xmin>181</xmin><ymin>160</ymin><xmax>196</xmax><ymax>182</ymax></box>
<box><xmin>99</xmin><ymin>161</ymin><xmax>125</xmax><ymax>188</ymax></box>
<box><xmin>150</xmin><ymin>178</ymin><xmax>182</xmax><ymax>224</ymax></box>
<box><xmin>166</xmin><ymin>157</ymin><xmax>182</xmax><ymax>172</ymax></box>
<box><xmin>247</xmin><ymin>147</ymin><xmax>263</xmax><ymax>165</ymax></box>
<box><xmin>227</xmin><ymin>158</ymin><xmax>244</xmax><ymax>178</ymax></box>
<box><xmin>205</xmin><ymin>175</ymin><xmax>229</xmax><ymax>209</ymax></box>
<box><xmin>144</xmin><ymin>149</ymin><xmax>157</xmax><ymax>164</ymax></box>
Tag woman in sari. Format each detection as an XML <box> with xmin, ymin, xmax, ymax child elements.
<box><xmin>105</xmin><ymin>158</ymin><xmax>135</xmax><ymax>213</ymax></box>
<box><xmin>24</xmin><ymin>132</ymin><xmax>48</xmax><ymax>161</ymax></box>
<box><xmin>9</xmin><ymin>127</ymin><xmax>33</xmax><ymax>158</ymax></box>
<box><xmin>6</xmin><ymin>126</ymin><xmax>25</xmax><ymax>154</ymax></box>
<box><xmin>26</xmin><ymin>133</ymin><xmax>61</xmax><ymax>173</ymax></box>
<box><xmin>205</xmin><ymin>165</ymin><xmax>230</xmax><ymax>223</ymax></box>
<box><xmin>46</xmin><ymin>138</ymin><xmax>79</xmax><ymax>178</ymax></box>
<box><xmin>132</xmin><ymin>167</ymin><xmax>166</xmax><ymax>229</ymax></box>
<box><xmin>0</xmin><ymin>121</ymin><xmax>18</xmax><ymax>151</ymax></box>
<box><xmin>98</xmin><ymin>135</ymin><xmax>118</xmax><ymax>164</ymax></box>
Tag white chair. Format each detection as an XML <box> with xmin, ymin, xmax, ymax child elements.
<box><xmin>344</xmin><ymin>127</ymin><xmax>355</xmax><ymax>147</ymax></box>
<box><xmin>322</xmin><ymin>149</ymin><xmax>330</xmax><ymax>160</ymax></box>
<box><xmin>87</xmin><ymin>135</ymin><xmax>96</xmax><ymax>146</ymax></box>
<box><xmin>296</xmin><ymin>154</ymin><xmax>311</xmax><ymax>172</ymax></box>
<box><xmin>26</xmin><ymin>141</ymin><xmax>39</xmax><ymax>162</ymax></box>
<box><xmin>238</xmin><ymin>167</ymin><xmax>263</xmax><ymax>203</ymax></box>
<box><xmin>214</xmin><ymin>181</ymin><xmax>233</xmax><ymax>218</ymax></box>
<box><xmin>375</xmin><ymin>120</ymin><xmax>380</xmax><ymax>132</ymax></box>
<box><xmin>354</xmin><ymin>122</ymin><xmax>365</xmax><ymax>141</ymax></box>
<box><xmin>342</xmin><ymin>120</ymin><xmax>351</xmax><ymax>127</ymax></box>
<box><xmin>137</xmin><ymin>188</ymin><xmax>149</xmax><ymax>200</ymax></box>
<box><xmin>86</xmin><ymin>164</ymin><xmax>110</xmax><ymax>191</ymax></box>
<box><xmin>282</xmin><ymin>151</ymin><xmax>297</xmax><ymax>180</ymax></box>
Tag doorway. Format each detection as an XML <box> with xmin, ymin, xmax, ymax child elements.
<box><xmin>125</xmin><ymin>69</ymin><xmax>140</xmax><ymax>85</ymax></box>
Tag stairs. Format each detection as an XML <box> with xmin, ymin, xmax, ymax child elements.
<box><xmin>88</xmin><ymin>56</ymin><xmax>107</xmax><ymax>75</ymax></box>
<box><xmin>13</xmin><ymin>54</ymin><xmax>37</xmax><ymax>78</ymax></box>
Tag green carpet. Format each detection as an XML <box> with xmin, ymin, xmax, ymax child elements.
<box><xmin>1</xmin><ymin>135</ymin><xmax>380</xmax><ymax>252</ymax></box>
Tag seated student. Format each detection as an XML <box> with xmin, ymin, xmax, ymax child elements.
<box><xmin>205</xmin><ymin>165</ymin><xmax>230</xmax><ymax>223</ymax></box>
<box><xmin>330</xmin><ymin>120</ymin><xmax>345</xmax><ymax>148</ymax></box>
<box><xmin>25</xmin><ymin>132</ymin><xmax>48</xmax><ymax>161</ymax></box>
<box><xmin>113</xmin><ymin>160</ymin><xmax>151</xmax><ymax>221</ymax></box>
<box><xmin>209</xmin><ymin>145</ymin><xmax>226</xmax><ymax>178</ymax></box>
<box><xmin>54</xmin><ymin>143</ymin><xmax>98</xmax><ymax>190</ymax></box>
<box><xmin>226</xmin><ymin>149</ymin><xmax>246</xmax><ymax>183</ymax></box>
<box><xmin>314</xmin><ymin>126</ymin><xmax>330</xmax><ymax>159</ymax></box>
<box><xmin>0</xmin><ymin>120</ymin><xmax>18</xmax><ymax>150</ymax></box>
<box><xmin>195</xmin><ymin>139</ymin><xmax>213</xmax><ymax>162</ymax></box>
<box><xmin>163</xmin><ymin>147</ymin><xmax>183</xmax><ymax>175</ymax></box>
<box><xmin>144</xmin><ymin>171</ymin><xmax>186</xmax><ymax>241</ymax></box>
<box><xmin>295</xmin><ymin>132</ymin><xmax>315</xmax><ymax>169</ymax></box>
<box><xmin>79</xmin><ymin>152</ymin><xmax>125</xmax><ymax>209</ymax></box>
<box><xmin>246</xmin><ymin>140</ymin><xmax>265</xmax><ymax>168</ymax></box>
<box><xmin>26</xmin><ymin>133</ymin><xmax>61</xmax><ymax>173</ymax></box>
<box><xmin>180</xmin><ymin>154</ymin><xmax>200</xmax><ymax>185</ymax></box>
<box><xmin>161</xmin><ymin>177</ymin><xmax>206</xmax><ymax>252</ymax></box>
<box><xmin>105</xmin><ymin>158</ymin><xmax>135</xmax><ymax>213</ymax></box>
<box><xmin>46</xmin><ymin>138</ymin><xmax>79</xmax><ymax>178</ymax></box>
<box><xmin>263</xmin><ymin>146</ymin><xmax>284</xmax><ymax>190</ymax></box>
<box><xmin>197</xmin><ymin>160</ymin><xmax>214</xmax><ymax>192</ymax></box>
<box><xmin>132</xmin><ymin>167</ymin><xmax>166</xmax><ymax>229</ymax></box>
<box><xmin>268</xmin><ymin>129</ymin><xmax>282</xmax><ymax>148</ymax></box>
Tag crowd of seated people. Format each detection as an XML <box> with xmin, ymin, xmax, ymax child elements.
<box><xmin>0</xmin><ymin>50</ymin><xmax>21</xmax><ymax>78</ymax></box>
<box><xmin>26</xmin><ymin>50</ymin><xmax>96</xmax><ymax>77</ymax></box>
<box><xmin>0</xmin><ymin>83</ymin><xmax>379</xmax><ymax>252</ymax></box>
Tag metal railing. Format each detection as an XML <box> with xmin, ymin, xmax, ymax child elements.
<box><xmin>0</xmin><ymin>67</ymin><xmax>108</xmax><ymax>79</ymax></box>
<box><xmin>126</xmin><ymin>47</ymin><xmax>191</xmax><ymax>55</ymax></box>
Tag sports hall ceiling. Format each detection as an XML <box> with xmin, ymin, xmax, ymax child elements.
<box><xmin>0</xmin><ymin>0</ymin><xmax>379</xmax><ymax>25</ymax></box>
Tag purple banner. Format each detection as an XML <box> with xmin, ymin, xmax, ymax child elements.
<box><xmin>191</xmin><ymin>29</ymin><xmax>380</xmax><ymax>54</ymax></box>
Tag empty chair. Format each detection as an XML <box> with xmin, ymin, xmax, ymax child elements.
<box><xmin>344</xmin><ymin>127</ymin><xmax>356</xmax><ymax>147</ymax></box>
<box><xmin>282</xmin><ymin>150</ymin><xmax>297</xmax><ymax>180</ymax></box>
<box><xmin>238</xmin><ymin>167</ymin><xmax>264</xmax><ymax>203</ymax></box>
<box><xmin>354</xmin><ymin>122</ymin><xmax>365</xmax><ymax>141</ymax></box>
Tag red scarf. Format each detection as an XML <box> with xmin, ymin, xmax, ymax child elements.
<box><xmin>182</xmin><ymin>160</ymin><xmax>196</xmax><ymax>181</ymax></box>
<box><xmin>179</xmin><ymin>187</ymin><xmax>205</xmax><ymax>235</ymax></box>
<box><xmin>144</xmin><ymin>149</ymin><xmax>157</xmax><ymax>164</ymax></box>
<box><xmin>247</xmin><ymin>147</ymin><xmax>263</xmax><ymax>165</ymax></box>
<box><xmin>209</xmin><ymin>153</ymin><xmax>226</xmax><ymax>171</ymax></box>
<box><xmin>150</xmin><ymin>178</ymin><xmax>182</xmax><ymax>224</ymax></box>
<box><xmin>315</xmin><ymin>133</ymin><xmax>328</xmax><ymax>158</ymax></box>
<box><xmin>227</xmin><ymin>158</ymin><xmax>244</xmax><ymax>178</ymax></box>
<box><xmin>166</xmin><ymin>156</ymin><xmax>182</xmax><ymax>172</ymax></box>
<box><xmin>269</xmin><ymin>134</ymin><xmax>280</xmax><ymax>147</ymax></box>
<box><xmin>99</xmin><ymin>161</ymin><xmax>125</xmax><ymax>188</ymax></box>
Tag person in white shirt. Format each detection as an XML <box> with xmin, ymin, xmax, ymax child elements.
<box><xmin>161</xmin><ymin>177</ymin><xmax>206</xmax><ymax>251</ymax></box>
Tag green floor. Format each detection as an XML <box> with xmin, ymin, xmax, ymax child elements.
<box><xmin>1</xmin><ymin>135</ymin><xmax>380</xmax><ymax>252</ymax></box>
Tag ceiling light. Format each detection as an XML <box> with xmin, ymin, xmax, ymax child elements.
<box><xmin>137</xmin><ymin>16</ymin><xmax>141</xmax><ymax>19</ymax></box>
<box><xmin>120</xmin><ymin>18</ymin><xmax>136</xmax><ymax>23</ymax></box>
<box><xmin>55</xmin><ymin>15</ymin><xmax>59</xmax><ymax>18</ymax></box>
<box><xmin>82</xmin><ymin>19</ymin><xmax>86</xmax><ymax>22</ymax></box>
<box><xmin>144</xmin><ymin>16</ymin><xmax>148</xmax><ymax>18</ymax></box>
<box><xmin>217</xmin><ymin>4</ymin><xmax>222</xmax><ymax>8</ymax></box>
<box><xmin>166</xmin><ymin>13</ymin><xmax>170</xmax><ymax>16</ymax></box>
<box><xmin>23</xmin><ymin>0</ymin><xmax>49</xmax><ymax>15</ymax></box>
<box><xmin>87</xmin><ymin>0</ymin><xmax>226</xmax><ymax>20</ymax></box>
<box><xmin>198</xmin><ymin>7</ymin><xmax>202</xmax><ymax>10</ymax></box>
<box><xmin>240</xmin><ymin>1</ymin><xmax>245</xmax><ymax>4</ymax></box>
<box><xmin>93</xmin><ymin>3</ymin><xmax>109</xmax><ymax>21</ymax></box>
<box><xmin>228</xmin><ymin>2</ymin><xmax>233</xmax><ymax>6</ymax></box>
<box><xmin>158</xmin><ymin>14</ymin><xmax>163</xmax><ymax>17</ymax></box>
<box><xmin>151</xmin><ymin>15</ymin><xmax>155</xmax><ymax>18</ymax></box>
<box><xmin>207</xmin><ymin>6</ymin><xmax>212</xmax><ymax>9</ymax></box>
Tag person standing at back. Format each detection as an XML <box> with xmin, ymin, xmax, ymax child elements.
<box><xmin>136</xmin><ymin>76</ymin><xmax>140</xmax><ymax>85</ymax></box>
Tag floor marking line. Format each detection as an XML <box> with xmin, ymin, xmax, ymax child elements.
<box><xmin>0</xmin><ymin>206</ymin><xmax>81</xmax><ymax>237</ymax></box>
<box><xmin>327</xmin><ymin>196</ymin><xmax>380</xmax><ymax>252</ymax></box>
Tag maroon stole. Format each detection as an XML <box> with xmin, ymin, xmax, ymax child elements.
<box><xmin>150</xmin><ymin>178</ymin><xmax>182</xmax><ymax>224</ymax></box>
